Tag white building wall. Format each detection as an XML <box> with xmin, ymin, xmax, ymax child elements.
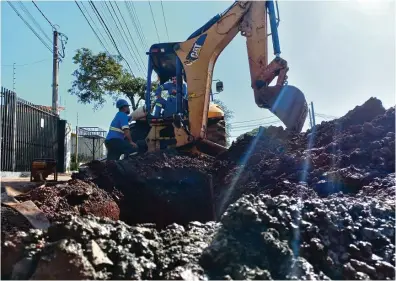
<box><xmin>71</xmin><ymin>133</ymin><xmax>106</xmax><ymax>161</ymax></box>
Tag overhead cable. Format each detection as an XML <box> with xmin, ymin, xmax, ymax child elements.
<box><xmin>31</xmin><ymin>0</ymin><xmax>55</xmax><ymax>29</ymax></box>
<box><xmin>109</xmin><ymin>1</ymin><xmax>146</xmax><ymax>75</ymax></box>
<box><xmin>160</xmin><ymin>0</ymin><xmax>170</xmax><ymax>41</ymax></box>
<box><xmin>75</xmin><ymin>1</ymin><xmax>111</xmax><ymax>54</ymax></box>
<box><xmin>102</xmin><ymin>1</ymin><xmax>141</xmax><ymax>75</ymax></box>
<box><xmin>230</xmin><ymin>115</ymin><xmax>276</xmax><ymax>125</ymax></box>
<box><xmin>148</xmin><ymin>1</ymin><xmax>161</xmax><ymax>42</ymax></box>
<box><xmin>88</xmin><ymin>0</ymin><xmax>134</xmax><ymax>75</ymax></box>
<box><xmin>7</xmin><ymin>1</ymin><xmax>52</xmax><ymax>53</ymax></box>
<box><xmin>1</xmin><ymin>59</ymin><xmax>50</xmax><ymax>67</ymax></box>
<box><xmin>125</xmin><ymin>1</ymin><xmax>148</xmax><ymax>51</ymax></box>
<box><xmin>114</xmin><ymin>2</ymin><xmax>147</xmax><ymax>73</ymax></box>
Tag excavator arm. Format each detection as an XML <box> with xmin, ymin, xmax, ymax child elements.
<box><xmin>174</xmin><ymin>1</ymin><xmax>308</xmax><ymax>146</ymax></box>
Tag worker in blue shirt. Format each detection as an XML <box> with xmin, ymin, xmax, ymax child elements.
<box><xmin>153</xmin><ymin>76</ymin><xmax>187</xmax><ymax>117</ymax></box>
<box><xmin>104</xmin><ymin>99</ymin><xmax>138</xmax><ymax>160</ymax></box>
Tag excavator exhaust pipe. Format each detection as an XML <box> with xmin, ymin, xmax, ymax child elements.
<box><xmin>255</xmin><ymin>84</ymin><xmax>308</xmax><ymax>133</ymax></box>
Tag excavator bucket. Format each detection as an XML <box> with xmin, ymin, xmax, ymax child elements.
<box><xmin>256</xmin><ymin>85</ymin><xmax>308</xmax><ymax>132</ymax></box>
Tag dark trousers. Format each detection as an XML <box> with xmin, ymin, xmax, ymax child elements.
<box><xmin>105</xmin><ymin>138</ymin><xmax>137</xmax><ymax>160</ymax></box>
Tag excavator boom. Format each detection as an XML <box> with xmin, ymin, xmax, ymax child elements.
<box><xmin>173</xmin><ymin>1</ymin><xmax>308</xmax><ymax>146</ymax></box>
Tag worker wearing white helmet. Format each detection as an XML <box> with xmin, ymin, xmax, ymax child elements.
<box><xmin>104</xmin><ymin>99</ymin><xmax>138</xmax><ymax>160</ymax></box>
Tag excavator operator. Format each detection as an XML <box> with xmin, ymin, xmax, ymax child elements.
<box><xmin>153</xmin><ymin>76</ymin><xmax>187</xmax><ymax>118</ymax></box>
<box><xmin>104</xmin><ymin>99</ymin><xmax>138</xmax><ymax>160</ymax></box>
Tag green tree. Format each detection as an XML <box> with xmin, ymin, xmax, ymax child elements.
<box><xmin>69</xmin><ymin>48</ymin><xmax>158</xmax><ymax>110</ymax></box>
<box><xmin>213</xmin><ymin>98</ymin><xmax>234</xmax><ymax>147</ymax></box>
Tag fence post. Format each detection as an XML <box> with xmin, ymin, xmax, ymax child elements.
<box><xmin>75</xmin><ymin>126</ymin><xmax>79</xmax><ymax>165</ymax></box>
<box><xmin>11</xmin><ymin>91</ymin><xmax>17</xmax><ymax>172</ymax></box>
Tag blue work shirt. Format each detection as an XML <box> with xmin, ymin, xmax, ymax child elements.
<box><xmin>154</xmin><ymin>82</ymin><xmax>187</xmax><ymax>117</ymax></box>
<box><xmin>155</xmin><ymin>82</ymin><xmax>187</xmax><ymax>99</ymax></box>
<box><xmin>105</xmin><ymin>111</ymin><xmax>130</xmax><ymax>140</ymax></box>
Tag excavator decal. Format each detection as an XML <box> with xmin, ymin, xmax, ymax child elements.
<box><xmin>185</xmin><ymin>34</ymin><xmax>207</xmax><ymax>65</ymax></box>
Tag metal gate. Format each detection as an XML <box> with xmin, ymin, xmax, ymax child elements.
<box><xmin>0</xmin><ymin>87</ymin><xmax>61</xmax><ymax>172</ymax></box>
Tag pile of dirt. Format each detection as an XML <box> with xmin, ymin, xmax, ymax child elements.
<box><xmin>74</xmin><ymin>151</ymin><xmax>218</xmax><ymax>228</ymax></box>
<box><xmin>2</xmin><ymin>97</ymin><xmax>395</xmax><ymax>280</ymax></box>
<box><xmin>1</xmin><ymin>192</ymin><xmax>394</xmax><ymax>280</ymax></box>
<box><xmin>75</xmin><ymin>98</ymin><xmax>395</xmax><ymax>225</ymax></box>
<box><xmin>1</xmin><ymin>207</ymin><xmax>32</xmax><ymax>239</ymax></box>
<box><xmin>213</xmin><ymin>98</ymin><xmax>395</xmax><ymax>213</ymax></box>
<box><xmin>1</xmin><ymin>179</ymin><xmax>120</xmax><ymax>236</ymax></box>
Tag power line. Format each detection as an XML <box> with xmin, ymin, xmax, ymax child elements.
<box><xmin>148</xmin><ymin>1</ymin><xmax>161</xmax><ymax>42</ymax></box>
<box><xmin>17</xmin><ymin>1</ymin><xmax>52</xmax><ymax>44</ymax></box>
<box><xmin>88</xmin><ymin>0</ymin><xmax>134</xmax><ymax>75</ymax></box>
<box><xmin>315</xmin><ymin>112</ymin><xmax>338</xmax><ymax>119</ymax></box>
<box><xmin>1</xmin><ymin>59</ymin><xmax>50</xmax><ymax>67</ymax></box>
<box><xmin>231</xmin><ymin>115</ymin><xmax>276</xmax><ymax>125</ymax></box>
<box><xmin>99</xmin><ymin>1</ymin><xmax>141</xmax><ymax>76</ymax></box>
<box><xmin>129</xmin><ymin>2</ymin><xmax>149</xmax><ymax>50</ymax></box>
<box><xmin>7</xmin><ymin>1</ymin><xmax>52</xmax><ymax>53</ymax></box>
<box><xmin>114</xmin><ymin>2</ymin><xmax>147</xmax><ymax>73</ymax></box>
<box><xmin>75</xmin><ymin>0</ymin><xmax>110</xmax><ymax>54</ymax></box>
<box><xmin>94</xmin><ymin>1</ymin><xmax>122</xmax><ymax>55</ymax></box>
<box><xmin>102</xmin><ymin>1</ymin><xmax>141</xmax><ymax>75</ymax></box>
<box><xmin>109</xmin><ymin>1</ymin><xmax>146</xmax><ymax>75</ymax></box>
<box><xmin>79</xmin><ymin>1</ymin><xmax>112</xmax><ymax>52</ymax></box>
<box><xmin>160</xmin><ymin>0</ymin><xmax>170</xmax><ymax>41</ymax></box>
<box><xmin>125</xmin><ymin>1</ymin><xmax>148</xmax><ymax>51</ymax></box>
<box><xmin>31</xmin><ymin>0</ymin><xmax>54</xmax><ymax>29</ymax></box>
<box><xmin>231</xmin><ymin>120</ymin><xmax>282</xmax><ymax>130</ymax></box>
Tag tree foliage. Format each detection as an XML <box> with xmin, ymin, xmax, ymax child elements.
<box><xmin>69</xmin><ymin>48</ymin><xmax>157</xmax><ymax>110</ymax></box>
<box><xmin>213</xmin><ymin>98</ymin><xmax>234</xmax><ymax>147</ymax></box>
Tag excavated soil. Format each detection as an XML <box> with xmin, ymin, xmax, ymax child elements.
<box><xmin>16</xmin><ymin>179</ymin><xmax>120</xmax><ymax>222</ymax></box>
<box><xmin>1</xmin><ymin>97</ymin><xmax>395</xmax><ymax>280</ymax></box>
<box><xmin>73</xmin><ymin>151</ymin><xmax>217</xmax><ymax>227</ymax></box>
<box><xmin>214</xmin><ymin>97</ymin><xmax>395</xmax><ymax>214</ymax></box>
<box><xmin>1</xmin><ymin>179</ymin><xmax>120</xmax><ymax>240</ymax></box>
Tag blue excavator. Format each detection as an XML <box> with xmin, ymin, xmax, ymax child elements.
<box><xmin>128</xmin><ymin>0</ymin><xmax>308</xmax><ymax>156</ymax></box>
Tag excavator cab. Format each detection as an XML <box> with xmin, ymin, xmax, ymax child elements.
<box><xmin>129</xmin><ymin>42</ymin><xmax>227</xmax><ymax>154</ymax></box>
<box><xmin>144</xmin><ymin>42</ymin><xmax>187</xmax><ymax>117</ymax></box>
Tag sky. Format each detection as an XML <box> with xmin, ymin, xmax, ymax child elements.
<box><xmin>1</xmin><ymin>0</ymin><xmax>395</xmax><ymax>142</ymax></box>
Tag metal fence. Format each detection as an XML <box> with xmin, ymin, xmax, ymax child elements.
<box><xmin>71</xmin><ymin>127</ymin><xmax>107</xmax><ymax>164</ymax></box>
<box><xmin>0</xmin><ymin>87</ymin><xmax>61</xmax><ymax>172</ymax></box>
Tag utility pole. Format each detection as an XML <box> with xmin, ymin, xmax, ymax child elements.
<box><xmin>308</xmin><ymin>107</ymin><xmax>313</xmax><ymax>129</ymax></box>
<box><xmin>310</xmin><ymin>102</ymin><xmax>316</xmax><ymax>127</ymax></box>
<box><xmin>52</xmin><ymin>30</ymin><xmax>59</xmax><ymax>116</ymax></box>
<box><xmin>12</xmin><ymin>63</ymin><xmax>16</xmax><ymax>92</ymax></box>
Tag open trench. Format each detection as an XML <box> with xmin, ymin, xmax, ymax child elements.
<box><xmin>1</xmin><ymin>97</ymin><xmax>395</xmax><ymax>280</ymax></box>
